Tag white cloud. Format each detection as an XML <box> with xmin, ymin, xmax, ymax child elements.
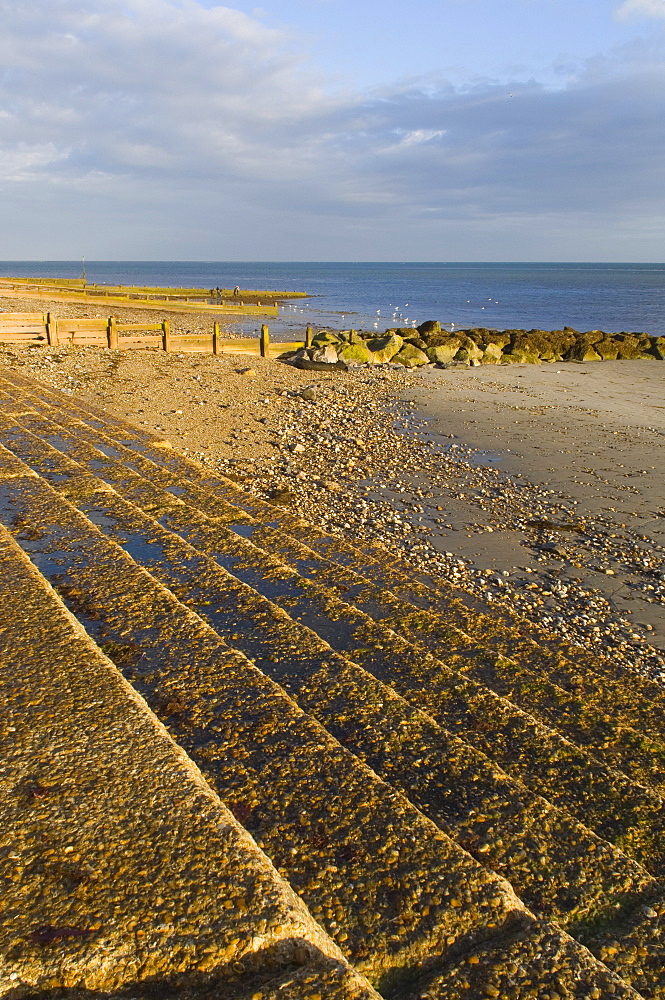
<box><xmin>0</xmin><ymin>0</ymin><xmax>664</xmax><ymax>258</ymax></box>
<box><xmin>0</xmin><ymin>143</ymin><xmax>67</xmax><ymax>181</ymax></box>
<box><xmin>616</xmin><ymin>0</ymin><xmax>665</xmax><ymax>20</ymax></box>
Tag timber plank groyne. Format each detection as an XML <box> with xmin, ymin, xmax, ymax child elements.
<box><xmin>1</xmin><ymin>368</ymin><xmax>664</xmax><ymax>999</ymax></box>
<box><xmin>0</xmin><ymin>276</ymin><xmax>308</xmax><ymax>315</ymax></box>
<box><xmin>0</xmin><ymin>311</ymin><xmax>302</xmax><ymax>358</ymax></box>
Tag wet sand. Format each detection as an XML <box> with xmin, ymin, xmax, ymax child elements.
<box><xmin>403</xmin><ymin>361</ymin><xmax>665</xmax><ymax>656</ymax></box>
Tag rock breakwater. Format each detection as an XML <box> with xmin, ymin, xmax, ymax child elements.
<box><xmin>293</xmin><ymin>323</ymin><xmax>665</xmax><ymax>367</ymax></box>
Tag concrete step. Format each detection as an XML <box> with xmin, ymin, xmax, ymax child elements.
<box><xmin>5</xmin><ymin>397</ymin><xmax>664</xmax><ymax>798</ymax></box>
<box><xmin>2</xmin><ymin>377</ymin><xmax>664</xmax><ymax>781</ymax></box>
<box><xmin>0</xmin><ymin>411</ymin><xmax>663</xmax><ymax>873</ymax></box>
<box><xmin>10</xmin><ymin>372</ymin><xmax>660</xmax><ymax>734</ymax></box>
<box><xmin>0</xmin><ymin>526</ymin><xmax>365</xmax><ymax>999</ymax></box>
<box><xmin>2</xmin><ymin>458</ymin><xmax>648</xmax><ymax>997</ymax></box>
<box><xmin>1</xmin><ymin>374</ymin><xmax>660</xmax><ymax>992</ymax></box>
<box><xmin>0</xmin><ymin>456</ymin><xmax>541</xmax><ymax>992</ymax></box>
<box><xmin>0</xmin><ymin>440</ymin><xmax>664</xmax><ymax>996</ymax></box>
<box><xmin>408</xmin><ymin>918</ymin><xmax>646</xmax><ymax>1000</ymax></box>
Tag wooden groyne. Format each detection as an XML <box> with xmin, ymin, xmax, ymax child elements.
<box><xmin>0</xmin><ymin>311</ymin><xmax>304</xmax><ymax>358</ymax></box>
<box><xmin>0</xmin><ymin>276</ymin><xmax>308</xmax><ymax>315</ymax></box>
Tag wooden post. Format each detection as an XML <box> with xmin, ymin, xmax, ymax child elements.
<box><xmin>162</xmin><ymin>320</ymin><xmax>171</xmax><ymax>352</ymax></box>
<box><xmin>260</xmin><ymin>324</ymin><xmax>269</xmax><ymax>358</ymax></box>
<box><xmin>107</xmin><ymin>316</ymin><xmax>118</xmax><ymax>349</ymax></box>
<box><xmin>45</xmin><ymin>312</ymin><xmax>58</xmax><ymax>347</ymax></box>
<box><xmin>212</xmin><ymin>321</ymin><xmax>220</xmax><ymax>356</ymax></box>
<box><xmin>305</xmin><ymin>325</ymin><xmax>313</xmax><ymax>348</ymax></box>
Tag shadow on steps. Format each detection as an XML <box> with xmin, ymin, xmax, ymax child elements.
<box><xmin>3</xmin><ymin>944</ymin><xmax>377</xmax><ymax>1000</ymax></box>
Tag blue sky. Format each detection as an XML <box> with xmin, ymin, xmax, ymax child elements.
<box><xmin>1</xmin><ymin>0</ymin><xmax>664</xmax><ymax>260</ymax></box>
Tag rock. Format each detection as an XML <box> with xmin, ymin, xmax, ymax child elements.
<box><xmin>287</xmin><ymin>358</ymin><xmax>348</xmax><ymax>372</ymax></box>
<box><xmin>367</xmin><ymin>334</ymin><xmax>404</xmax><ymax>363</ymax></box>
<box><xmin>650</xmin><ymin>336</ymin><xmax>665</xmax><ymax>360</ymax></box>
<box><xmin>502</xmin><ymin>343</ymin><xmax>542</xmax><ymax>364</ymax></box>
<box><xmin>516</xmin><ymin>330</ymin><xmax>561</xmax><ymax>362</ymax></box>
<box><xmin>348</xmin><ymin>330</ymin><xmax>365</xmax><ymax>345</ymax></box>
<box><xmin>404</xmin><ymin>335</ymin><xmax>429</xmax><ymax>351</ymax></box>
<box><xmin>392</xmin><ymin>343</ymin><xmax>430</xmax><ymax>367</ymax></box>
<box><xmin>481</xmin><ymin>343</ymin><xmax>504</xmax><ymax>364</ymax></box>
<box><xmin>300</xmin><ymin>387</ymin><xmax>318</xmax><ymax>402</ymax></box>
<box><xmin>269</xmin><ymin>488</ymin><xmax>297</xmax><ymax>505</ymax></box>
<box><xmin>595</xmin><ymin>338</ymin><xmax>620</xmax><ymax>361</ymax></box>
<box><xmin>425</xmin><ymin>337</ymin><xmax>462</xmax><ymax>364</ymax></box>
<box><xmin>427</xmin><ymin>331</ymin><xmax>461</xmax><ymax>347</ymax></box>
<box><xmin>468</xmin><ymin>328</ymin><xmax>511</xmax><ymax>350</ymax></box>
<box><xmin>239</xmin><ymin>367</ymin><xmax>257</xmax><ymax>376</ymax></box>
<box><xmin>565</xmin><ymin>342</ymin><xmax>603</xmax><ymax>362</ymax></box>
<box><xmin>454</xmin><ymin>337</ymin><xmax>484</xmax><ymax>363</ymax></box>
<box><xmin>311</xmin><ymin>345</ymin><xmax>339</xmax><ymax>364</ymax></box>
<box><xmin>337</xmin><ymin>343</ymin><xmax>374</xmax><ymax>365</ymax></box>
<box><xmin>310</xmin><ymin>331</ymin><xmax>343</xmax><ymax>348</ymax></box>
<box><xmin>417</xmin><ymin>320</ymin><xmax>441</xmax><ymax>338</ymax></box>
<box><xmin>612</xmin><ymin>332</ymin><xmax>657</xmax><ymax>360</ymax></box>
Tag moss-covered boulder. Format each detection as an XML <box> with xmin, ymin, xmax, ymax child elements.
<box><xmin>392</xmin><ymin>343</ymin><xmax>430</xmax><ymax>367</ymax></box>
<box><xmin>454</xmin><ymin>336</ymin><xmax>484</xmax><ymax>363</ymax></box>
<box><xmin>404</xmin><ymin>335</ymin><xmax>429</xmax><ymax>351</ymax></box>
<box><xmin>481</xmin><ymin>343</ymin><xmax>504</xmax><ymax>364</ymax></box>
<box><xmin>650</xmin><ymin>336</ymin><xmax>665</xmax><ymax>360</ymax></box>
<box><xmin>614</xmin><ymin>333</ymin><xmax>653</xmax><ymax>361</ymax></box>
<box><xmin>425</xmin><ymin>336</ymin><xmax>463</xmax><ymax>364</ymax></box>
<box><xmin>470</xmin><ymin>328</ymin><xmax>512</xmax><ymax>350</ymax></box>
<box><xmin>502</xmin><ymin>346</ymin><xmax>542</xmax><ymax>364</ymax></box>
<box><xmin>311</xmin><ymin>331</ymin><xmax>343</xmax><ymax>348</ymax></box>
<box><xmin>417</xmin><ymin>320</ymin><xmax>441</xmax><ymax>338</ymax></box>
<box><xmin>427</xmin><ymin>332</ymin><xmax>462</xmax><ymax>349</ymax></box>
<box><xmin>545</xmin><ymin>329</ymin><xmax>579</xmax><ymax>357</ymax></box>
<box><xmin>337</xmin><ymin>342</ymin><xmax>374</xmax><ymax>364</ymax></box>
<box><xmin>606</xmin><ymin>334</ymin><xmax>647</xmax><ymax>360</ymax></box>
<box><xmin>595</xmin><ymin>338</ymin><xmax>620</xmax><ymax>361</ymax></box>
<box><xmin>528</xmin><ymin>330</ymin><xmax>564</xmax><ymax>360</ymax></box>
<box><xmin>564</xmin><ymin>330</ymin><xmax>607</xmax><ymax>361</ymax></box>
<box><xmin>367</xmin><ymin>333</ymin><xmax>403</xmax><ymax>362</ymax></box>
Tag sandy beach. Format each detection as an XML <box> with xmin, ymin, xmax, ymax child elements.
<box><xmin>1</xmin><ymin>292</ymin><xmax>663</xmax><ymax>680</ymax></box>
<box><xmin>402</xmin><ymin>362</ymin><xmax>665</xmax><ymax>664</ymax></box>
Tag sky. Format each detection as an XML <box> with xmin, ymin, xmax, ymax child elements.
<box><xmin>0</xmin><ymin>0</ymin><xmax>664</xmax><ymax>261</ymax></box>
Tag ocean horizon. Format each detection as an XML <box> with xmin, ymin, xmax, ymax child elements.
<box><xmin>2</xmin><ymin>260</ymin><xmax>664</xmax><ymax>338</ymax></box>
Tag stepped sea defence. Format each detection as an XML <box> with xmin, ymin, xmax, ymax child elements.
<box><xmin>1</xmin><ymin>366</ymin><xmax>664</xmax><ymax>999</ymax></box>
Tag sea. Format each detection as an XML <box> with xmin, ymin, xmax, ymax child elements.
<box><xmin>2</xmin><ymin>261</ymin><xmax>664</xmax><ymax>339</ymax></box>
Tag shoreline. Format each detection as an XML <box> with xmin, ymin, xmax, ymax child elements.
<box><xmin>401</xmin><ymin>362</ymin><xmax>665</xmax><ymax>663</ymax></box>
<box><xmin>1</xmin><ymin>300</ymin><xmax>662</xmax><ymax>679</ymax></box>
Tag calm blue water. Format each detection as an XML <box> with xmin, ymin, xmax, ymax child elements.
<box><xmin>2</xmin><ymin>261</ymin><xmax>664</xmax><ymax>337</ymax></box>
